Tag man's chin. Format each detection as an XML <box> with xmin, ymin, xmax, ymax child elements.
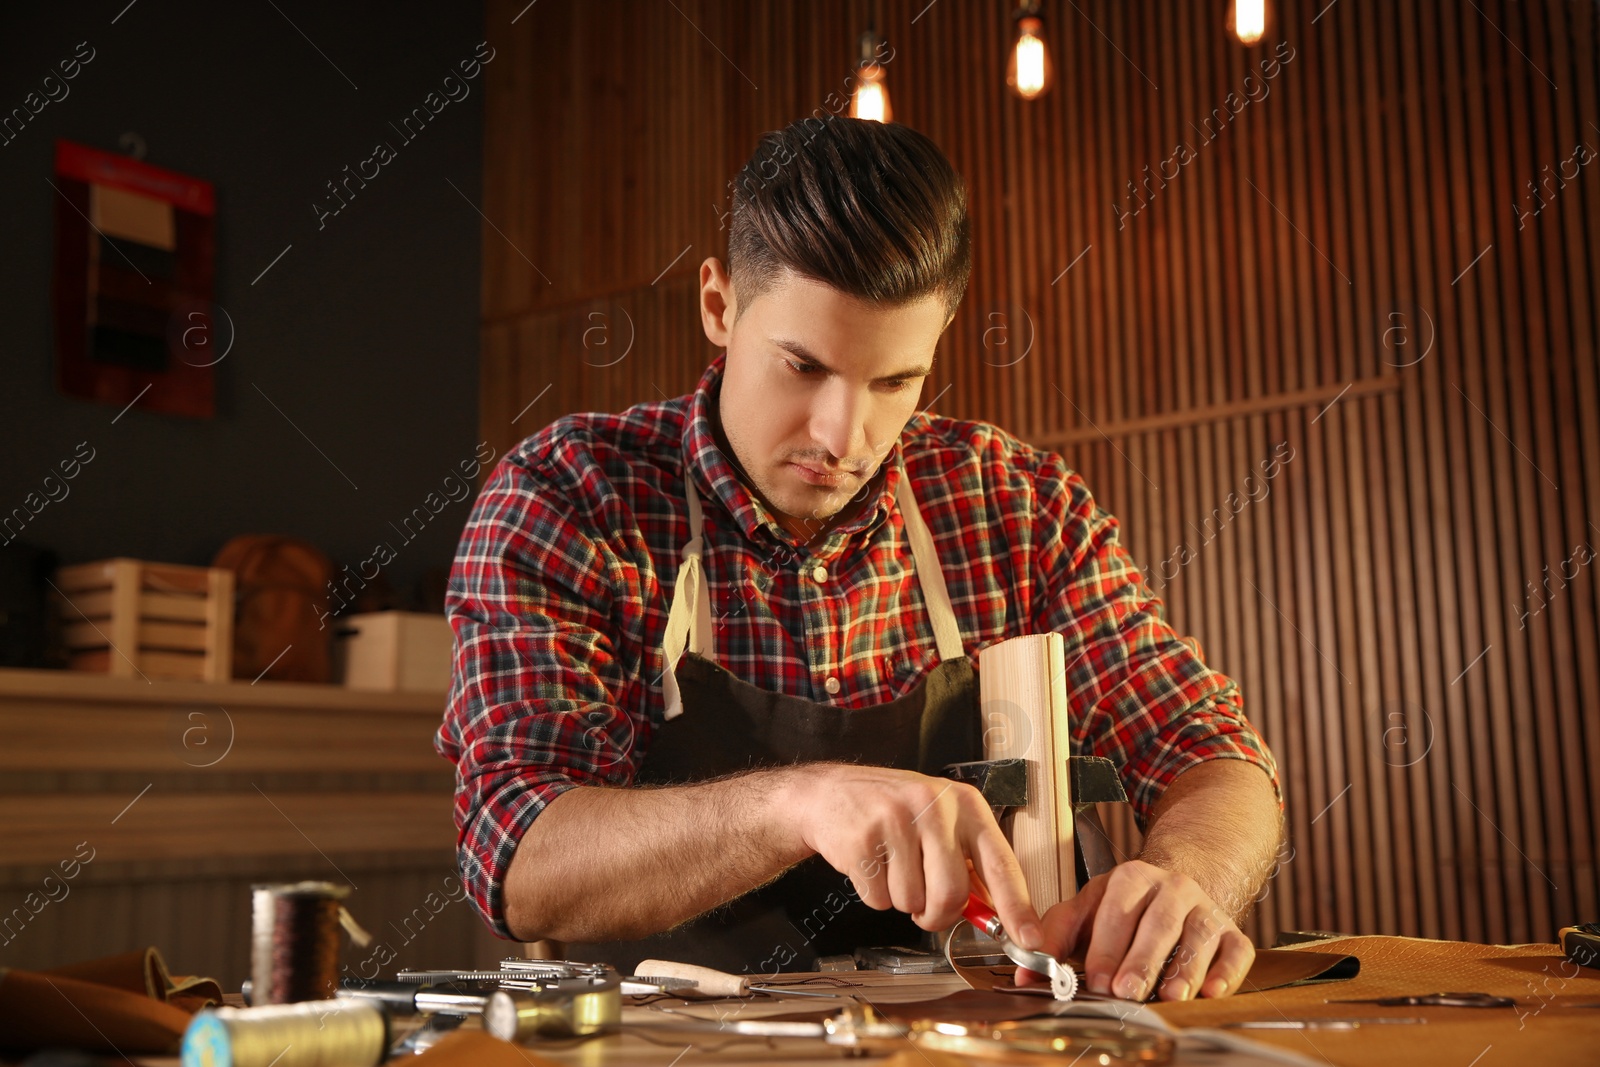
<box><xmin>764</xmin><ymin>475</ymin><xmax>852</xmax><ymax>521</ymax></box>
<box><xmin>774</xmin><ymin>489</ymin><xmax>849</xmax><ymax>523</ymax></box>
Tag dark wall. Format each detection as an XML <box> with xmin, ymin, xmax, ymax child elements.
<box><xmin>1</xmin><ymin>1</ymin><xmax>483</xmax><ymax>603</ymax></box>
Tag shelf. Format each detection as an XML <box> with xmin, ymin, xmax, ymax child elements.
<box><xmin>0</xmin><ymin>666</ymin><xmax>463</xmax><ymax>868</ymax></box>
<box><xmin>0</xmin><ymin>666</ymin><xmax>447</xmax><ymax>714</ymax></box>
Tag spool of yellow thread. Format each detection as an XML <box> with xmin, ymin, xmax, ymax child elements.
<box><xmin>181</xmin><ymin>999</ymin><xmax>388</xmax><ymax>1067</ymax></box>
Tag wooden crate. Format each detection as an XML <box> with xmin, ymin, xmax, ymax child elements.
<box><xmin>53</xmin><ymin>558</ymin><xmax>234</xmax><ymax>682</ymax></box>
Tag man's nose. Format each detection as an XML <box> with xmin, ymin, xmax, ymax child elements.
<box><xmin>809</xmin><ymin>381</ymin><xmax>867</xmax><ymax>464</ymax></box>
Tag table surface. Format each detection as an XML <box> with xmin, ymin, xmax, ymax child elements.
<box><xmin>129</xmin><ymin>935</ymin><xmax>1599</xmax><ymax>1067</ymax></box>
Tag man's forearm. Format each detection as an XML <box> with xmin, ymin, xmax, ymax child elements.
<box><xmin>1135</xmin><ymin>759</ymin><xmax>1284</xmax><ymax>923</ymax></box>
<box><xmin>502</xmin><ymin>769</ymin><xmax>812</xmax><ymax>943</ymax></box>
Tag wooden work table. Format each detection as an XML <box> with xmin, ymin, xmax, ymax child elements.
<box><xmin>506</xmin><ymin>939</ymin><xmax>1597</xmax><ymax>1067</ymax></box>
<box><xmin>105</xmin><ymin>936</ymin><xmax>1598</xmax><ymax>1067</ymax></box>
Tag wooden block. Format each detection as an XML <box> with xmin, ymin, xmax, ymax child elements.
<box><xmin>978</xmin><ymin>633</ymin><xmax>1076</xmax><ymax>911</ymax></box>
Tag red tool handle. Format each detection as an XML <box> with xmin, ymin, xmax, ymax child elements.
<box><xmin>963</xmin><ymin>892</ymin><xmax>1002</xmax><ymax>937</ymax></box>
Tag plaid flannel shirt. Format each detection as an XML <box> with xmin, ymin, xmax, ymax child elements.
<box><xmin>436</xmin><ymin>354</ymin><xmax>1280</xmax><ymax>939</ymax></box>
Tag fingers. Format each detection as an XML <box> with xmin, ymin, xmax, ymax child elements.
<box><xmin>1155</xmin><ymin>906</ymin><xmax>1227</xmax><ymax>1002</ymax></box>
<box><xmin>1015</xmin><ymin>885</ymin><xmax>1106</xmax><ymax>987</ymax></box>
<box><xmin>965</xmin><ymin>818</ymin><xmax>1041</xmax><ymax>948</ymax></box>
<box><xmin>847</xmin><ymin>836</ymin><xmax>894</xmax><ymax>910</ymax></box>
<box><xmin>1082</xmin><ymin>863</ymin><xmax>1161</xmax><ymax>996</ymax></box>
<box><xmin>818</xmin><ymin>771</ymin><xmax>985</xmax><ymax>926</ymax></box>
<box><xmin>884</xmin><ymin>828</ymin><xmax>926</xmax><ymax>916</ymax></box>
<box><xmin>912</xmin><ymin>828</ymin><xmax>969</xmax><ymax>931</ymax></box>
<box><xmin>1039</xmin><ymin>876</ymin><xmax>1107</xmax><ymax>961</ymax></box>
<box><xmin>1113</xmin><ymin>865</ymin><xmax>1239</xmax><ymax>1003</ymax></box>
<box><xmin>1198</xmin><ymin>929</ymin><xmax>1254</xmax><ymax>998</ymax></box>
<box><xmin>1053</xmin><ymin>860</ymin><xmax>1253</xmax><ymax>1002</ymax></box>
<box><xmin>798</xmin><ymin>768</ymin><xmax>1035</xmax><ymax>941</ymax></box>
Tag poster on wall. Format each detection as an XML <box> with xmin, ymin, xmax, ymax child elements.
<box><xmin>52</xmin><ymin>139</ymin><xmax>218</xmax><ymax>419</ymax></box>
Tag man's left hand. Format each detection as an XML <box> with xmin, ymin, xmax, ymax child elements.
<box><xmin>1017</xmin><ymin>859</ymin><xmax>1255</xmax><ymax>1001</ymax></box>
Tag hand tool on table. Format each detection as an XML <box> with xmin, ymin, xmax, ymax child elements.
<box><xmin>397</xmin><ymin>960</ymin><xmax>696</xmax><ymax>996</ymax></box>
<box><xmin>1559</xmin><ymin>921</ymin><xmax>1600</xmax><ymax>970</ymax></box>
<box><xmin>1326</xmin><ymin>991</ymin><xmax>1515</xmax><ymax>1008</ymax></box>
<box><xmin>337</xmin><ymin>978</ymin><xmax>501</xmax><ymax>1017</ymax></box>
<box><xmin>630</xmin><ymin>958</ymin><xmax>853</xmax><ymax>999</ymax></box>
<box><xmin>399</xmin><ymin>959</ymin><xmax>812</xmax><ymax>1000</ymax></box>
<box><xmin>961</xmin><ymin>891</ymin><xmax>1080</xmax><ymax>1000</ymax></box>
<box><xmin>340</xmin><ymin>968</ymin><xmax>621</xmax><ymax>1041</ymax></box>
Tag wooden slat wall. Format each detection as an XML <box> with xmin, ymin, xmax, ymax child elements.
<box><xmin>480</xmin><ymin>0</ymin><xmax>1598</xmax><ymax>946</ymax></box>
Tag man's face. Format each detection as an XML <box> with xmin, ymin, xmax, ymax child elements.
<box><xmin>699</xmin><ymin>260</ymin><xmax>948</xmax><ymax>540</ymax></box>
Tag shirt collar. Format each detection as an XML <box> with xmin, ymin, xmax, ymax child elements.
<box><xmin>683</xmin><ymin>353</ymin><xmax>904</xmax><ymax>554</ymax></box>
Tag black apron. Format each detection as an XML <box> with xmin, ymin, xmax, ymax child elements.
<box><xmin>566</xmin><ymin>459</ymin><xmax>981</xmax><ymax>975</ymax></box>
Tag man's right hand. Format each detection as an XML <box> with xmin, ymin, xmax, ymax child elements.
<box><xmin>780</xmin><ymin>762</ymin><xmax>1043</xmax><ymax>949</ymax></box>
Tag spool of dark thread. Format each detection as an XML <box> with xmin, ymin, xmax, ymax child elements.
<box><xmin>251</xmin><ymin>881</ymin><xmax>348</xmax><ymax>1005</ymax></box>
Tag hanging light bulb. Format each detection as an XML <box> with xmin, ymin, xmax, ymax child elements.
<box><xmin>850</xmin><ymin>30</ymin><xmax>893</xmax><ymax>123</ymax></box>
<box><xmin>1229</xmin><ymin>0</ymin><xmax>1267</xmax><ymax>45</ymax></box>
<box><xmin>1006</xmin><ymin>2</ymin><xmax>1052</xmax><ymax>100</ymax></box>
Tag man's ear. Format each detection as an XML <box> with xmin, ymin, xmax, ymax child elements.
<box><xmin>699</xmin><ymin>257</ymin><xmax>737</xmax><ymax>347</ymax></box>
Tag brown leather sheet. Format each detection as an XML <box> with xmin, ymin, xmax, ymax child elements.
<box><xmin>0</xmin><ymin>947</ymin><xmax>220</xmax><ymax>1055</ymax></box>
<box><xmin>0</xmin><ymin>968</ymin><xmax>191</xmax><ymax>1055</ymax></box>
<box><xmin>951</xmin><ymin>945</ymin><xmax>1358</xmax><ymax>997</ymax></box>
<box><xmin>1151</xmin><ymin>935</ymin><xmax>1600</xmax><ymax>1067</ymax></box>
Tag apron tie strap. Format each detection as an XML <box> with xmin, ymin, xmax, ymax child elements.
<box><xmin>661</xmin><ymin>478</ymin><xmax>714</xmax><ymax>720</ymax></box>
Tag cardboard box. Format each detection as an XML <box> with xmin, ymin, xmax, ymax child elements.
<box><xmin>337</xmin><ymin>611</ymin><xmax>452</xmax><ymax>693</ymax></box>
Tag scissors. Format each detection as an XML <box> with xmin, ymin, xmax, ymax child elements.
<box><xmin>1328</xmin><ymin>991</ymin><xmax>1515</xmax><ymax>1008</ymax></box>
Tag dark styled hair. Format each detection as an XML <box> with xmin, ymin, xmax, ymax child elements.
<box><xmin>727</xmin><ymin>117</ymin><xmax>971</xmax><ymax>325</ymax></box>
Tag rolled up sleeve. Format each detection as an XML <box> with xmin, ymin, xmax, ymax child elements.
<box><xmin>435</xmin><ymin>453</ymin><xmax>646</xmax><ymax>939</ymax></box>
<box><xmin>1028</xmin><ymin>456</ymin><xmax>1282</xmax><ymax>826</ymax></box>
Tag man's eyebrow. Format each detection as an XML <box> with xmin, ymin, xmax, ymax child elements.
<box><xmin>771</xmin><ymin>338</ymin><xmax>932</xmax><ymax>382</ymax></box>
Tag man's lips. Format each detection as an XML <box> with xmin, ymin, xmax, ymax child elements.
<box><xmin>786</xmin><ymin>461</ymin><xmax>859</xmax><ymax>488</ymax></box>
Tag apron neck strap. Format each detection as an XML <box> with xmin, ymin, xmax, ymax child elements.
<box><xmin>894</xmin><ymin>459</ymin><xmax>965</xmax><ymax>663</ymax></box>
<box><xmin>683</xmin><ymin>482</ymin><xmax>714</xmax><ymax>657</ymax></box>
<box><xmin>660</xmin><ymin>458</ymin><xmax>965</xmax><ymax>720</ymax></box>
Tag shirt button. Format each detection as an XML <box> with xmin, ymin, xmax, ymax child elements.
<box><xmin>812</xmin><ymin>564</ymin><xmax>828</xmax><ymax>583</ymax></box>
<box><xmin>824</xmin><ymin>676</ymin><xmax>841</xmax><ymax>695</ymax></box>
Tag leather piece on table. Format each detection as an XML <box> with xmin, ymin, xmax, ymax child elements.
<box><xmin>771</xmin><ymin>953</ymin><xmax>1356</xmax><ymax>1027</ymax></box>
<box><xmin>43</xmin><ymin>945</ymin><xmax>224</xmax><ymax>1009</ymax></box>
<box><xmin>1239</xmin><ymin>947</ymin><xmax>1360</xmax><ymax>991</ymax></box>
<box><xmin>0</xmin><ymin>967</ymin><xmax>191</xmax><ymax>1054</ymax></box>
<box><xmin>1150</xmin><ymin>935</ymin><xmax>1600</xmax><ymax>1067</ymax></box>
<box><xmin>951</xmin><ymin>946</ymin><xmax>1358</xmax><ymax>997</ymax></box>
<box><xmin>874</xmin><ymin>988</ymin><xmax>1067</xmax><ymax>1022</ymax></box>
<box><xmin>765</xmin><ymin>988</ymin><xmax>1062</xmax><ymax>1026</ymax></box>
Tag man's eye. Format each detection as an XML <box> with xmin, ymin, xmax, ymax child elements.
<box><xmin>784</xmin><ymin>359</ymin><xmax>822</xmax><ymax>376</ymax></box>
<box><xmin>882</xmin><ymin>379</ymin><xmax>913</xmax><ymax>392</ymax></box>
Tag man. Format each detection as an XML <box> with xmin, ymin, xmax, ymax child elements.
<box><xmin>438</xmin><ymin>117</ymin><xmax>1283</xmax><ymax>1003</ymax></box>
